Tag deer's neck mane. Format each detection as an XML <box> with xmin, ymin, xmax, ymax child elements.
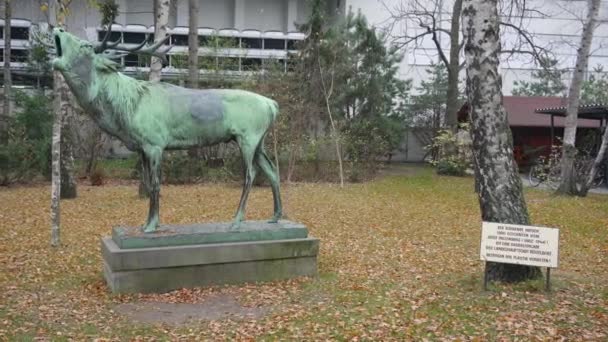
<box><xmin>88</xmin><ymin>71</ymin><xmax>149</xmax><ymax>117</ymax></box>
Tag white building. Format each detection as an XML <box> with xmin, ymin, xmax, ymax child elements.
<box><xmin>348</xmin><ymin>0</ymin><xmax>608</xmax><ymax>95</ymax></box>
<box><xmin>3</xmin><ymin>0</ymin><xmax>607</xmax><ymax>93</ymax></box>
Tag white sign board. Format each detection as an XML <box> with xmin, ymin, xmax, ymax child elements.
<box><xmin>480</xmin><ymin>222</ymin><xmax>559</xmax><ymax>268</ymax></box>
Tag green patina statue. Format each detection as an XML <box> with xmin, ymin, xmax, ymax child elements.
<box><xmin>51</xmin><ymin>27</ymin><xmax>282</xmax><ymax>232</ymax></box>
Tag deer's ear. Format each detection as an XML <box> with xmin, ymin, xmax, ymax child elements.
<box><xmin>95</xmin><ymin>57</ymin><xmax>121</xmax><ymax>73</ymax></box>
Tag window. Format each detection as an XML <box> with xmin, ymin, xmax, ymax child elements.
<box><xmin>263</xmin><ymin>39</ymin><xmax>285</xmax><ymax>50</ymax></box>
<box><xmin>198</xmin><ymin>35</ymin><xmax>210</xmax><ymax>47</ymax></box>
<box><xmin>198</xmin><ymin>56</ymin><xmax>217</xmax><ymax>70</ymax></box>
<box><xmin>241</xmin><ymin>58</ymin><xmax>262</xmax><ymax>71</ymax></box>
<box><xmin>218</xmin><ymin>57</ymin><xmax>240</xmax><ymax>71</ymax></box>
<box><xmin>264</xmin><ymin>58</ymin><xmax>286</xmax><ymax>72</ymax></box>
<box><xmin>241</xmin><ymin>38</ymin><xmax>262</xmax><ymax>49</ymax></box>
<box><xmin>98</xmin><ymin>31</ymin><xmax>122</xmax><ymax>42</ymax></box>
<box><xmin>11</xmin><ymin>27</ymin><xmax>29</xmax><ymax>40</ymax></box>
<box><xmin>123</xmin><ymin>32</ymin><xmax>147</xmax><ymax>44</ymax></box>
<box><xmin>171</xmin><ymin>34</ymin><xmax>188</xmax><ymax>46</ymax></box>
<box><xmin>124</xmin><ymin>53</ymin><xmax>150</xmax><ymax>67</ymax></box>
<box><xmin>10</xmin><ymin>49</ymin><xmax>28</xmax><ymax>62</ymax></box>
<box><xmin>170</xmin><ymin>54</ymin><xmax>188</xmax><ymax>68</ymax></box>
<box><xmin>124</xmin><ymin>54</ymin><xmax>139</xmax><ymax>67</ymax></box>
<box><xmin>287</xmin><ymin>40</ymin><xmax>300</xmax><ymax>50</ymax></box>
<box><xmin>0</xmin><ymin>27</ymin><xmax>3</xmax><ymax>39</ymax></box>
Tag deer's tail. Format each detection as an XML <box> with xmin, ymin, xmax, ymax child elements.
<box><xmin>268</xmin><ymin>99</ymin><xmax>279</xmax><ymax>123</ymax></box>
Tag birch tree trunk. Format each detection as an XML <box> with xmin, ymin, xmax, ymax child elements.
<box><xmin>445</xmin><ymin>0</ymin><xmax>462</xmax><ymax>129</ymax></box>
<box><xmin>462</xmin><ymin>0</ymin><xmax>540</xmax><ymax>282</ymax></box>
<box><xmin>60</xmin><ymin>89</ymin><xmax>77</xmax><ymax>199</ymax></box>
<box><xmin>49</xmin><ymin>0</ymin><xmax>78</xmax><ymax>245</ymax></box>
<box><xmin>585</xmin><ymin>126</ymin><xmax>608</xmax><ymax>190</ymax></box>
<box><xmin>140</xmin><ymin>0</ymin><xmax>170</xmax><ymax>197</ymax></box>
<box><xmin>51</xmin><ymin>71</ymin><xmax>63</xmax><ymax>247</ymax></box>
<box><xmin>1</xmin><ymin>0</ymin><xmax>11</xmax><ymax>144</ymax></box>
<box><xmin>149</xmin><ymin>0</ymin><xmax>169</xmax><ymax>82</ymax></box>
<box><xmin>187</xmin><ymin>0</ymin><xmax>199</xmax><ymax>89</ymax></box>
<box><xmin>557</xmin><ymin>0</ymin><xmax>601</xmax><ymax>196</ymax></box>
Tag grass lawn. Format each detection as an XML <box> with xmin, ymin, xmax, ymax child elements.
<box><xmin>1</xmin><ymin>166</ymin><xmax>607</xmax><ymax>340</ymax></box>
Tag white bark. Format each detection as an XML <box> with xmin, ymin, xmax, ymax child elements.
<box><xmin>586</xmin><ymin>127</ymin><xmax>608</xmax><ymax>189</ymax></box>
<box><xmin>2</xmin><ymin>0</ymin><xmax>11</xmax><ymax>144</ymax></box>
<box><xmin>187</xmin><ymin>0</ymin><xmax>199</xmax><ymax>88</ymax></box>
<box><xmin>49</xmin><ymin>0</ymin><xmax>77</xmax><ymax>245</ymax></box>
<box><xmin>51</xmin><ymin>71</ymin><xmax>63</xmax><ymax>247</ymax></box>
<box><xmin>463</xmin><ymin>0</ymin><xmax>539</xmax><ymax>281</ymax></box>
<box><xmin>60</xmin><ymin>91</ymin><xmax>77</xmax><ymax>199</ymax></box>
<box><xmin>150</xmin><ymin>0</ymin><xmax>169</xmax><ymax>82</ymax></box>
<box><xmin>317</xmin><ymin>54</ymin><xmax>344</xmax><ymax>188</ymax></box>
<box><xmin>558</xmin><ymin>0</ymin><xmax>601</xmax><ymax>195</ymax></box>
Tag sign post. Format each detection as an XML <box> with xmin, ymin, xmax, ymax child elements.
<box><xmin>480</xmin><ymin>222</ymin><xmax>559</xmax><ymax>291</ymax></box>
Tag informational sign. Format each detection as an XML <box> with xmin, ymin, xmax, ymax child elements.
<box><xmin>480</xmin><ymin>222</ymin><xmax>559</xmax><ymax>268</ymax></box>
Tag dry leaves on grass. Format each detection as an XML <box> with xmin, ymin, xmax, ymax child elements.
<box><xmin>1</xmin><ymin>167</ymin><xmax>608</xmax><ymax>340</ymax></box>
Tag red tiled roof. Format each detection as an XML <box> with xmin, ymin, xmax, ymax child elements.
<box><xmin>503</xmin><ymin>96</ymin><xmax>601</xmax><ymax>128</ymax></box>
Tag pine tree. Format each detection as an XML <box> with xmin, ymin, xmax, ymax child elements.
<box><xmin>512</xmin><ymin>58</ymin><xmax>567</xmax><ymax>97</ymax></box>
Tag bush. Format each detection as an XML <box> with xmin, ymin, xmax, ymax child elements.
<box><xmin>161</xmin><ymin>149</ymin><xmax>240</xmax><ymax>184</ymax></box>
<box><xmin>343</xmin><ymin>117</ymin><xmax>403</xmax><ymax>172</ymax></box>
<box><xmin>429</xmin><ymin>124</ymin><xmax>472</xmax><ymax>177</ymax></box>
<box><xmin>162</xmin><ymin>151</ymin><xmax>204</xmax><ymax>184</ymax></box>
<box><xmin>436</xmin><ymin>157</ymin><xmax>467</xmax><ymax>176</ymax></box>
<box><xmin>0</xmin><ymin>91</ymin><xmax>53</xmax><ymax>185</ymax></box>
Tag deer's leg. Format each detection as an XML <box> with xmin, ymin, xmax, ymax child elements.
<box><xmin>232</xmin><ymin>137</ymin><xmax>257</xmax><ymax>229</ymax></box>
<box><xmin>255</xmin><ymin>146</ymin><xmax>282</xmax><ymax>223</ymax></box>
<box><xmin>143</xmin><ymin>146</ymin><xmax>163</xmax><ymax>233</ymax></box>
<box><xmin>140</xmin><ymin>152</ymin><xmax>150</xmax><ymax>193</ymax></box>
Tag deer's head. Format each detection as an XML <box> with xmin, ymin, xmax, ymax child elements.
<box><xmin>52</xmin><ymin>26</ymin><xmax>170</xmax><ymax>78</ymax></box>
<box><xmin>52</xmin><ymin>27</ymin><xmax>96</xmax><ymax>71</ymax></box>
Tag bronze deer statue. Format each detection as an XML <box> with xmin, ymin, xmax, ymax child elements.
<box><xmin>50</xmin><ymin>26</ymin><xmax>282</xmax><ymax>232</ymax></box>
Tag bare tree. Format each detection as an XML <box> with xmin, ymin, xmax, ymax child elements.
<box><xmin>1</xmin><ymin>0</ymin><xmax>11</xmax><ymax>144</ymax></box>
<box><xmin>318</xmin><ymin>52</ymin><xmax>345</xmax><ymax>188</ymax></box>
<box><xmin>384</xmin><ymin>0</ymin><xmax>462</xmax><ymax>128</ymax></box>
<box><xmin>557</xmin><ymin>0</ymin><xmax>602</xmax><ymax>196</ymax></box>
<box><xmin>585</xmin><ymin>127</ymin><xmax>608</xmax><ymax>190</ymax></box>
<box><xmin>462</xmin><ymin>0</ymin><xmax>540</xmax><ymax>282</ymax></box>
<box><xmin>187</xmin><ymin>0</ymin><xmax>198</xmax><ymax>89</ymax></box>
<box><xmin>384</xmin><ymin>0</ymin><xmax>550</xmax><ymax>129</ymax></box>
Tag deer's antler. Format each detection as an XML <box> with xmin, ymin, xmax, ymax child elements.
<box><xmin>93</xmin><ymin>22</ymin><xmax>121</xmax><ymax>53</ymax></box>
<box><xmin>104</xmin><ymin>35</ymin><xmax>172</xmax><ymax>64</ymax></box>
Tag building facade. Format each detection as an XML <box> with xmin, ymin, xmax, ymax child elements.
<box><xmin>1</xmin><ymin>0</ymin><xmax>347</xmax><ymax>82</ymax></box>
<box><xmin>348</xmin><ymin>0</ymin><xmax>608</xmax><ymax>95</ymax></box>
<box><xmin>3</xmin><ymin>0</ymin><xmax>608</xmax><ymax>92</ymax></box>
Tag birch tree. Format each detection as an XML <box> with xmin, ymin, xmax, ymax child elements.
<box><xmin>139</xmin><ymin>0</ymin><xmax>170</xmax><ymax>197</ymax></box>
<box><xmin>1</xmin><ymin>0</ymin><xmax>11</xmax><ymax>144</ymax></box>
<box><xmin>187</xmin><ymin>0</ymin><xmax>198</xmax><ymax>89</ymax></box>
<box><xmin>49</xmin><ymin>0</ymin><xmax>77</xmax><ymax>246</ymax></box>
<box><xmin>149</xmin><ymin>0</ymin><xmax>169</xmax><ymax>82</ymax></box>
<box><xmin>462</xmin><ymin>0</ymin><xmax>540</xmax><ymax>282</ymax></box>
<box><xmin>556</xmin><ymin>0</ymin><xmax>602</xmax><ymax>196</ymax></box>
<box><xmin>384</xmin><ymin>0</ymin><xmax>463</xmax><ymax>129</ymax></box>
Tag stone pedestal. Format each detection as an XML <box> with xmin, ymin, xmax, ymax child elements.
<box><xmin>102</xmin><ymin>221</ymin><xmax>319</xmax><ymax>293</ymax></box>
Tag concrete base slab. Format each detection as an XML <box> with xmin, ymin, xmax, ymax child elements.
<box><xmin>113</xmin><ymin>220</ymin><xmax>308</xmax><ymax>249</ymax></box>
<box><xmin>102</xmin><ymin>227</ymin><xmax>319</xmax><ymax>293</ymax></box>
